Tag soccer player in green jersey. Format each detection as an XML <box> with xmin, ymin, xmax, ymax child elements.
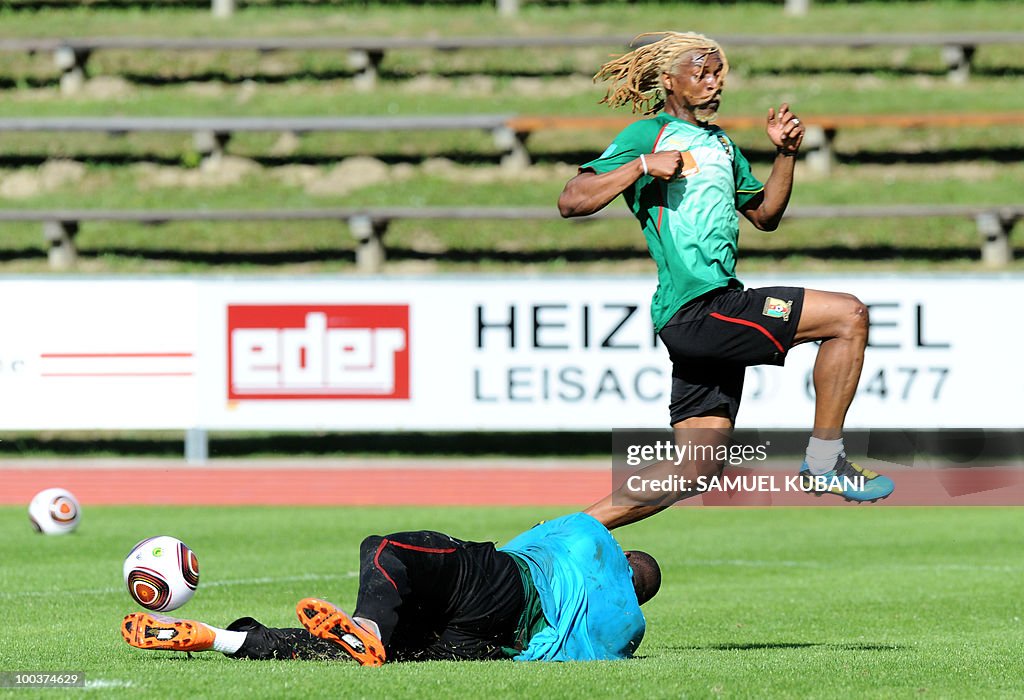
<box><xmin>557</xmin><ymin>32</ymin><xmax>894</xmax><ymax>525</ymax></box>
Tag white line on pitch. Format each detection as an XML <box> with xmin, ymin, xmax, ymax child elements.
<box><xmin>0</xmin><ymin>571</ymin><xmax>358</xmax><ymax>599</ymax></box>
<box><xmin>83</xmin><ymin>679</ymin><xmax>135</xmax><ymax>690</ymax></box>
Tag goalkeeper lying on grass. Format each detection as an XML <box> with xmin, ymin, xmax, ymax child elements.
<box><xmin>122</xmin><ymin>512</ymin><xmax>660</xmax><ymax>665</ymax></box>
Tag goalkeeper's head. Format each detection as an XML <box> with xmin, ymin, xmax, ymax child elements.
<box><xmin>625</xmin><ymin>550</ymin><xmax>662</xmax><ymax>605</ymax></box>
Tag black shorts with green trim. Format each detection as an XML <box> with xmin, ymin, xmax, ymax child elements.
<box><xmin>658</xmin><ymin>285</ymin><xmax>805</xmax><ymax>425</ymax></box>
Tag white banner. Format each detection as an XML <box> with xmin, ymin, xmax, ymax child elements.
<box><xmin>0</xmin><ymin>280</ymin><xmax>199</xmax><ymax>429</ymax></box>
<box><xmin>0</xmin><ymin>275</ymin><xmax>1019</xmax><ymax>431</ymax></box>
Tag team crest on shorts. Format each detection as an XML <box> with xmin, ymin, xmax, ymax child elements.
<box><xmin>762</xmin><ymin>297</ymin><xmax>793</xmax><ymax>321</ymax></box>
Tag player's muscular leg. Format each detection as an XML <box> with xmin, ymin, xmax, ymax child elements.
<box><xmin>584</xmin><ymin>408</ymin><xmax>733</xmax><ymax>530</ymax></box>
<box><xmin>792</xmin><ymin>290</ymin><xmax>869</xmax><ymax>440</ymax></box>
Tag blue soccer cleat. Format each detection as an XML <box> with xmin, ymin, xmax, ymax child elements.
<box><xmin>799</xmin><ymin>456</ymin><xmax>894</xmax><ymax>503</ymax></box>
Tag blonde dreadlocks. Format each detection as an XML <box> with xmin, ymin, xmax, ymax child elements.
<box><xmin>594</xmin><ymin>32</ymin><xmax>729</xmax><ymax>115</ymax></box>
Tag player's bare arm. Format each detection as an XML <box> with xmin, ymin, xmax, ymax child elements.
<box><xmin>740</xmin><ymin>103</ymin><xmax>805</xmax><ymax>231</ymax></box>
<box><xmin>557</xmin><ymin>150</ymin><xmax>684</xmax><ymax>218</ymax></box>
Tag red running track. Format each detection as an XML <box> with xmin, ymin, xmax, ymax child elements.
<box><xmin>0</xmin><ymin>463</ymin><xmax>610</xmax><ymax>507</ymax></box>
<box><xmin>2</xmin><ymin>462</ymin><xmax>1023</xmax><ymax>507</ymax></box>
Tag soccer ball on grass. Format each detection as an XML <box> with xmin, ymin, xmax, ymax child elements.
<box><xmin>28</xmin><ymin>488</ymin><xmax>81</xmax><ymax>535</ymax></box>
<box><xmin>123</xmin><ymin>535</ymin><xmax>200</xmax><ymax>612</ymax></box>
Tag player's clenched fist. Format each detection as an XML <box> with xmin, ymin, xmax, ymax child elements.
<box><xmin>640</xmin><ymin>151</ymin><xmax>687</xmax><ymax>181</ymax></box>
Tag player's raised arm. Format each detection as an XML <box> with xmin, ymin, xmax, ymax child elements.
<box><xmin>558</xmin><ymin>151</ymin><xmax>684</xmax><ymax>218</ymax></box>
<box><xmin>740</xmin><ymin>103</ymin><xmax>805</xmax><ymax>231</ymax></box>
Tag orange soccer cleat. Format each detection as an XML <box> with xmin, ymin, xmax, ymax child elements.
<box><xmin>296</xmin><ymin>598</ymin><xmax>386</xmax><ymax>666</ymax></box>
<box><xmin>121</xmin><ymin>611</ymin><xmax>216</xmax><ymax>652</ymax></box>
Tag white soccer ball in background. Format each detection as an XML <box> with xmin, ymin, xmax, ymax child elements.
<box><xmin>28</xmin><ymin>488</ymin><xmax>81</xmax><ymax>535</ymax></box>
<box><xmin>123</xmin><ymin>535</ymin><xmax>200</xmax><ymax>612</ymax></box>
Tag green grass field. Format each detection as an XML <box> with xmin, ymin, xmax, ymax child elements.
<box><xmin>2</xmin><ymin>504</ymin><xmax>1022</xmax><ymax>698</ymax></box>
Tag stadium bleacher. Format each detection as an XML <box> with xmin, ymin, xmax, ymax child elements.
<box><xmin>0</xmin><ymin>4</ymin><xmax>1021</xmax><ymax>272</ymax></box>
<box><xmin>3</xmin><ymin>32</ymin><xmax>1024</xmax><ymax>92</ymax></box>
<box><xmin>5</xmin><ymin>204</ymin><xmax>1019</xmax><ymax>272</ymax></box>
<box><xmin>4</xmin><ymin>111</ymin><xmax>1024</xmax><ymax>175</ymax></box>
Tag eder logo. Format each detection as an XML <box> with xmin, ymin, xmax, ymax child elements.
<box><xmin>228</xmin><ymin>305</ymin><xmax>409</xmax><ymax>400</ymax></box>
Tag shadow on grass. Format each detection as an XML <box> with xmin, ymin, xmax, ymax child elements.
<box><xmin>2</xmin><ymin>0</ymin><xmax>518</xmax><ymax>8</ymax></box>
<box><xmin>736</xmin><ymin>147</ymin><xmax>1024</xmax><ymax>167</ymax></box>
<box><xmin>5</xmin><ymin>64</ymin><xmax>1024</xmax><ymax>92</ymax></box>
<box><xmin>48</xmin><ymin>244</ymin><xmax>986</xmax><ymax>266</ymax></box>
<box><xmin>1</xmin><ymin>146</ymin><xmax>1022</xmax><ymax>169</ymax></box>
<box><xmin>120</xmin><ymin>67</ymin><xmax>582</xmax><ymax>86</ymax></box>
<box><xmin>0</xmin><ymin>76</ymin><xmax>61</xmax><ymax>90</ymax></box>
<box><xmin>2</xmin><ymin>0</ymin><xmax>210</xmax><ymax>7</ymax></box>
<box><xmin>385</xmin><ymin>244</ymin><xmax>983</xmax><ymax>264</ymax></box>
<box><xmin>0</xmin><ymin>243</ymin><xmax>999</xmax><ymax>268</ymax></box>
<box><xmin>74</xmin><ymin>248</ymin><xmax>359</xmax><ymax>266</ymax></box>
<box><xmin>387</xmin><ymin>246</ymin><xmax>647</xmax><ymax>264</ymax></box>
<box><xmin>738</xmin><ymin>245</ymin><xmax>984</xmax><ymax>263</ymax></box>
<box><xmin>0</xmin><ymin>152</ymin><xmax>510</xmax><ymax>168</ymax></box>
<box><xmin>0</xmin><ymin>248</ymin><xmax>47</xmax><ymax>262</ymax></box>
<box><xmin>740</xmin><ymin>65</ymin><xmax>1024</xmax><ymax>80</ymax></box>
<box><xmin>122</xmin><ymin>69</ymin><xmax>356</xmax><ymax>86</ymax></box>
<box><xmin>0</xmin><ymin>153</ymin><xmax>188</xmax><ymax>168</ymax></box>
<box><xmin>0</xmin><ymin>431</ymin><xmax>613</xmax><ymax>458</ymax></box>
<box><xmin>666</xmin><ymin>642</ymin><xmax>906</xmax><ymax>652</ymax></box>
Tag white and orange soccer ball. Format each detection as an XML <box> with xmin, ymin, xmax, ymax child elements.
<box><xmin>28</xmin><ymin>488</ymin><xmax>81</xmax><ymax>535</ymax></box>
<box><xmin>123</xmin><ymin>536</ymin><xmax>200</xmax><ymax>612</ymax></box>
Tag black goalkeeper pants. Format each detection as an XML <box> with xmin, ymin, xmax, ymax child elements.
<box><xmin>229</xmin><ymin>530</ymin><xmax>524</xmax><ymax>663</ymax></box>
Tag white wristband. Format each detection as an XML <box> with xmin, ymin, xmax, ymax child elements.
<box><xmin>639</xmin><ymin>153</ymin><xmax>649</xmax><ymax>176</ymax></box>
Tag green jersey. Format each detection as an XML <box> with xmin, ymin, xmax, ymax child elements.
<box><xmin>582</xmin><ymin>113</ymin><xmax>764</xmax><ymax>331</ymax></box>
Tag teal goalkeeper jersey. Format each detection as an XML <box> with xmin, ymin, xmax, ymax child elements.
<box><xmin>582</xmin><ymin>112</ymin><xmax>764</xmax><ymax>331</ymax></box>
<box><xmin>498</xmin><ymin>512</ymin><xmax>645</xmax><ymax>662</ymax></box>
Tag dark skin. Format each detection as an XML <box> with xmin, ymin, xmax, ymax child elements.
<box><xmin>559</xmin><ymin>49</ymin><xmax>870</xmax><ymax>530</ymax></box>
<box><xmin>624</xmin><ymin>550</ymin><xmax>660</xmax><ymax>605</ymax></box>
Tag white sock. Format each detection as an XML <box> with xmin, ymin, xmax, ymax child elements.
<box><xmin>205</xmin><ymin>625</ymin><xmax>248</xmax><ymax>655</ymax></box>
<box><xmin>805</xmin><ymin>437</ymin><xmax>844</xmax><ymax>475</ymax></box>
